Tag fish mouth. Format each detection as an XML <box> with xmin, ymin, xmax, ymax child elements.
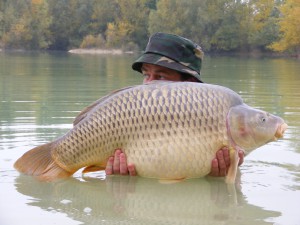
<box><xmin>274</xmin><ymin>123</ymin><xmax>288</xmax><ymax>140</ymax></box>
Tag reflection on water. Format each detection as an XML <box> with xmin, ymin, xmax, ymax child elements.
<box><xmin>14</xmin><ymin>173</ymin><xmax>279</xmax><ymax>225</ymax></box>
<box><xmin>1</xmin><ymin>52</ymin><xmax>300</xmax><ymax>225</ymax></box>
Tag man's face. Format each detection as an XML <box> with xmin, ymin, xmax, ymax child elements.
<box><xmin>141</xmin><ymin>63</ymin><xmax>182</xmax><ymax>84</ymax></box>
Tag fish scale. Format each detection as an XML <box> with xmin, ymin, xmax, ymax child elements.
<box><xmin>54</xmin><ymin>82</ymin><xmax>233</xmax><ymax>178</ymax></box>
<box><xmin>14</xmin><ymin>81</ymin><xmax>287</xmax><ymax>182</ymax></box>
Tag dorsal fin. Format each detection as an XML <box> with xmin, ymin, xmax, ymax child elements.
<box><xmin>73</xmin><ymin>98</ymin><xmax>105</xmax><ymax>126</ymax></box>
<box><xmin>73</xmin><ymin>85</ymin><xmax>137</xmax><ymax>126</ymax></box>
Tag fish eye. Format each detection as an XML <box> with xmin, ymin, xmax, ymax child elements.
<box><xmin>260</xmin><ymin>117</ymin><xmax>266</xmax><ymax>123</ymax></box>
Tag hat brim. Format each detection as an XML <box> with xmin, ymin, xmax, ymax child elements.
<box><xmin>132</xmin><ymin>53</ymin><xmax>203</xmax><ymax>82</ymax></box>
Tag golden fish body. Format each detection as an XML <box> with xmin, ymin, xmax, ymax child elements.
<box><xmin>14</xmin><ymin>81</ymin><xmax>287</xmax><ymax>182</ymax></box>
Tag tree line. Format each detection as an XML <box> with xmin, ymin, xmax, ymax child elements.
<box><xmin>0</xmin><ymin>0</ymin><xmax>299</xmax><ymax>55</ymax></box>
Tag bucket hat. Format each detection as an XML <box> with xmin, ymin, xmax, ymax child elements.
<box><xmin>132</xmin><ymin>32</ymin><xmax>204</xmax><ymax>82</ymax></box>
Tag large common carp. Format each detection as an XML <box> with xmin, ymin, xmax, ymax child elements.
<box><xmin>14</xmin><ymin>81</ymin><xmax>287</xmax><ymax>183</ymax></box>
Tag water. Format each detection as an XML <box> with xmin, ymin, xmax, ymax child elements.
<box><xmin>0</xmin><ymin>51</ymin><xmax>299</xmax><ymax>225</ymax></box>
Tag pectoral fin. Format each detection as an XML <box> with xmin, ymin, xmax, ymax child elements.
<box><xmin>82</xmin><ymin>165</ymin><xmax>106</xmax><ymax>173</ymax></box>
<box><xmin>225</xmin><ymin>147</ymin><xmax>240</xmax><ymax>184</ymax></box>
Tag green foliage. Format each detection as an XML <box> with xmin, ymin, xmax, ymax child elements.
<box><xmin>1</xmin><ymin>0</ymin><xmax>51</xmax><ymax>49</ymax></box>
<box><xmin>0</xmin><ymin>0</ymin><xmax>298</xmax><ymax>55</ymax></box>
<box><xmin>247</xmin><ymin>0</ymin><xmax>280</xmax><ymax>51</ymax></box>
<box><xmin>106</xmin><ymin>0</ymin><xmax>152</xmax><ymax>48</ymax></box>
<box><xmin>47</xmin><ymin>0</ymin><xmax>94</xmax><ymax>50</ymax></box>
<box><xmin>268</xmin><ymin>0</ymin><xmax>300</xmax><ymax>54</ymax></box>
<box><xmin>90</xmin><ymin>0</ymin><xmax>118</xmax><ymax>35</ymax></box>
<box><xmin>80</xmin><ymin>34</ymin><xmax>106</xmax><ymax>49</ymax></box>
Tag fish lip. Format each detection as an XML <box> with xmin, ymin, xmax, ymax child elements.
<box><xmin>274</xmin><ymin>123</ymin><xmax>288</xmax><ymax>140</ymax></box>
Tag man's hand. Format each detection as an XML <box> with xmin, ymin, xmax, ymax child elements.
<box><xmin>208</xmin><ymin>147</ymin><xmax>244</xmax><ymax>177</ymax></box>
<box><xmin>105</xmin><ymin>149</ymin><xmax>136</xmax><ymax>176</ymax></box>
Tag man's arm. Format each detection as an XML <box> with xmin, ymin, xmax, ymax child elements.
<box><xmin>105</xmin><ymin>148</ymin><xmax>244</xmax><ymax>177</ymax></box>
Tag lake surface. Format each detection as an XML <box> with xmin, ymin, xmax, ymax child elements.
<box><xmin>0</xmin><ymin>51</ymin><xmax>299</xmax><ymax>225</ymax></box>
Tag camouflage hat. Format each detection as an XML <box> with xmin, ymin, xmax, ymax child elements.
<box><xmin>132</xmin><ymin>32</ymin><xmax>204</xmax><ymax>82</ymax></box>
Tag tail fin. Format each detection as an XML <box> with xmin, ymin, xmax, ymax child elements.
<box><xmin>14</xmin><ymin>142</ymin><xmax>73</xmax><ymax>181</ymax></box>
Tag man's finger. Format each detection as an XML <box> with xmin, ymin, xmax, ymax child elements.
<box><xmin>105</xmin><ymin>156</ymin><xmax>114</xmax><ymax>175</ymax></box>
<box><xmin>113</xmin><ymin>149</ymin><xmax>121</xmax><ymax>174</ymax></box>
<box><xmin>216</xmin><ymin>150</ymin><xmax>227</xmax><ymax>177</ymax></box>
<box><xmin>128</xmin><ymin>164</ymin><xmax>137</xmax><ymax>176</ymax></box>
<box><xmin>209</xmin><ymin>158</ymin><xmax>219</xmax><ymax>176</ymax></box>
<box><xmin>119</xmin><ymin>152</ymin><xmax>129</xmax><ymax>175</ymax></box>
<box><xmin>238</xmin><ymin>150</ymin><xmax>244</xmax><ymax>166</ymax></box>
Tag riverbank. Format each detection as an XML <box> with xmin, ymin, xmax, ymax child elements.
<box><xmin>68</xmin><ymin>48</ymin><xmax>134</xmax><ymax>55</ymax></box>
<box><xmin>1</xmin><ymin>47</ymin><xmax>297</xmax><ymax>58</ymax></box>
<box><xmin>68</xmin><ymin>48</ymin><xmax>299</xmax><ymax>58</ymax></box>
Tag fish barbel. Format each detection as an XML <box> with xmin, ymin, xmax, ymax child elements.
<box><xmin>14</xmin><ymin>81</ymin><xmax>287</xmax><ymax>183</ymax></box>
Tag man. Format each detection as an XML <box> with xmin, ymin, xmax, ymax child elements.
<box><xmin>105</xmin><ymin>32</ymin><xmax>244</xmax><ymax>177</ymax></box>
